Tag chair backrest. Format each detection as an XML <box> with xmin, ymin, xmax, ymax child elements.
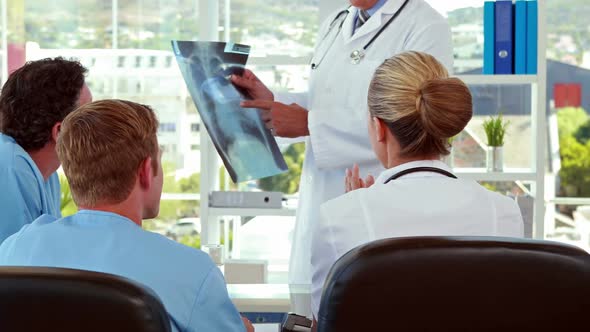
<box><xmin>0</xmin><ymin>267</ymin><xmax>171</xmax><ymax>332</ymax></box>
<box><xmin>317</xmin><ymin>236</ymin><xmax>590</xmax><ymax>332</ymax></box>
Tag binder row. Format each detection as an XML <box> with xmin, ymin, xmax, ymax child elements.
<box><xmin>483</xmin><ymin>0</ymin><xmax>538</xmax><ymax>75</ymax></box>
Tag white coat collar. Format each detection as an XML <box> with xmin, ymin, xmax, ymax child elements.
<box><xmin>344</xmin><ymin>0</ymin><xmax>408</xmax><ymax>44</ymax></box>
<box><xmin>375</xmin><ymin>159</ymin><xmax>453</xmax><ymax>184</ymax></box>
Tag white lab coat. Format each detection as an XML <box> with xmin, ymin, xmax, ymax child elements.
<box><xmin>275</xmin><ymin>0</ymin><xmax>454</xmax><ymax>286</ymax></box>
<box><xmin>310</xmin><ymin>160</ymin><xmax>524</xmax><ymax>317</ymax></box>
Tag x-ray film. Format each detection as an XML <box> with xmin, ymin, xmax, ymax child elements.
<box><xmin>172</xmin><ymin>41</ymin><xmax>288</xmax><ymax>183</ymax></box>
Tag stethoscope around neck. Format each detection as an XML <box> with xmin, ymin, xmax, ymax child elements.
<box><xmin>311</xmin><ymin>0</ymin><xmax>410</xmax><ymax>70</ymax></box>
<box><xmin>384</xmin><ymin>166</ymin><xmax>457</xmax><ymax>184</ymax></box>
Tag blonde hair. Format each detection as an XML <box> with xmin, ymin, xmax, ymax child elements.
<box><xmin>57</xmin><ymin>99</ymin><xmax>159</xmax><ymax>207</ymax></box>
<box><xmin>368</xmin><ymin>51</ymin><xmax>472</xmax><ymax>157</ymax></box>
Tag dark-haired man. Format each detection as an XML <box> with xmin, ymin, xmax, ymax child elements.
<box><xmin>0</xmin><ymin>57</ymin><xmax>92</xmax><ymax>242</ymax></box>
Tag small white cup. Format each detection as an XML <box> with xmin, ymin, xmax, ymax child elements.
<box><xmin>202</xmin><ymin>244</ymin><xmax>224</xmax><ymax>266</ymax></box>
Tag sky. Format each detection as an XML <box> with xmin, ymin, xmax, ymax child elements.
<box><xmin>427</xmin><ymin>0</ymin><xmax>483</xmax><ymax>16</ymax></box>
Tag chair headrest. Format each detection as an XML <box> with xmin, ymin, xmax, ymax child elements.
<box><xmin>318</xmin><ymin>236</ymin><xmax>590</xmax><ymax>332</ymax></box>
<box><xmin>0</xmin><ymin>266</ymin><xmax>171</xmax><ymax>332</ymax></box>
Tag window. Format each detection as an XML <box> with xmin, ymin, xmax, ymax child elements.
<box><xmin>190</xmin><ymin>123</ymin><xmax>200</xmax><ymax>133</ymax></box>
<box><xmin>117</xmin><ymin>78</ymin><xmax>128</xmax><ymax>94</ymax></box>
<box><xmin>222</xmin><ymin>0</ymin><xmax>318</xmax><ymax>55</ymax></box>
<box><xmin>546</xmin><ymin>203</ymin><xmax>590</xmax><ymax>253</ymax></box>
<box><xmin>4</xmin><ymin>0</ymin><xmax>202</xmax><ymax>246</ymax></box>
<box><xmin>161</xmin><ymin>144</ymin><xmax>178</xmax><ymax>158</ymax></box>
<box><xmin>545</xmin><ymin>0</ymin><xmax>590</xmax><ymax>248</ymax></box>
<box><xmin>422</xmin><ymin>1</ymin><xmax>487</xmax><ymax>74</ymax></box>
<box><xmin>159</xmin><ymin>122</ymin><xmax>177</xmax><ymax>133</ymax></box>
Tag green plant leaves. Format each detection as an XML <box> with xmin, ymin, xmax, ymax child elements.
<box><xmin>482</xmin><ymin>114</ymin><xmax>510</xmax><ymax>147</ymax></box>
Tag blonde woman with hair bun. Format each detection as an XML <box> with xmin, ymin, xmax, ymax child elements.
<box><xmin>310</xmin><ymin>51</ymin><xmax>524</xmax><ymax>320</ymax></box>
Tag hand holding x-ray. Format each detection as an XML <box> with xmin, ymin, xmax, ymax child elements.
<box><xmin>230</xmin><ymin>69</ymin><xmax>274</xmax><ymax>101</ymax></box>
<box><xmin>172</xmin><ymin>40</ymin><xmax>288</xmax><ymax>183</ymax></box>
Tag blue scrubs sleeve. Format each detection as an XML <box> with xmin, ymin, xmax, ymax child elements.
<box><xmin>0</xmin><ymin>168</ymin><xmax>40</xmax><ymax>242</ymax></box>
<box><xmin>187</xmin><ymin>265</ymin><xmax>245</xmax><ymax>332</ymax></box>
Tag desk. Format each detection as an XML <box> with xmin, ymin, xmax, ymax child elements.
<box><xmin>228</xmin><ymin>284</ymin><xmax>311</xmax><ymax>315</ymax></box>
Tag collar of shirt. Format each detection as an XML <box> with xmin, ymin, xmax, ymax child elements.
<box><xmin>0</xmin><ymin>133</ymin><xmax>16</xmax><ymax>144</ymax></box>
<box><xmin>73</xmin><ymin>209</ymin><xmax>139</xmax><ymax>228</ymax></box>
<box><xmin>375</xmin><ymin>159</ymin><xmax>453</xmax><ymax>184</ymax></box>
<box><xmin>354</xmin><ymin>0</ymin><xmax>389</xmax><ymax>20</ymax></box>
<box><xmin>353</xmin><ymin>0</ymin><xmax>389</xmax><ymax>33</ymax></box>
<box><xmin>0</xmin><ymin>132</ymin><xmax>46</xmax><ymax>181</ymax></box>
<box><xmin>366</xmin><ymin>0</ymin><xmax>389</xmax><ymax>16</ymax></box>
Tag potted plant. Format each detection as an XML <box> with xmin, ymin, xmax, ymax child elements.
<box><xmin>482</xmin><ymin>114</ymin><xmax>509</xmax><ymax>172</ymax></box>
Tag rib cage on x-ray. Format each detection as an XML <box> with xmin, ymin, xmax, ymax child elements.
<box><xmin>172</xmin><ymin>40</ymin><xmax>287</xmax><ymax>183</ymax></box>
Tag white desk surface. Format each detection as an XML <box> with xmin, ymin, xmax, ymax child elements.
<box><xmin>228</xmin><ymin>284</ymin><xmax>311</xmax><ymax>313</ymax></box>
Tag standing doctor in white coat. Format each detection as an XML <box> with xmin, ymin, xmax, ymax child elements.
<box><xmin>234</xmin><ymin>0</ymin><xmax>453</xmax><ymax>286</ymax></box>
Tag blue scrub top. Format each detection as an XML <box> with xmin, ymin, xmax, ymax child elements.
<box><xmin>0</xmin><ymin>133</ymin><xmax>61</xmax><ymax>243</ymax></box>
<box><xmin>0</xmin><ymin>210</ymin><xmax>245</xmax><ymax>332</ymax></box>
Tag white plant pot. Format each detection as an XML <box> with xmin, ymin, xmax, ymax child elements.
<box><xmin>486</xmin><ymin>146</ymin><xmax>504</xmax><ymax>172</ymax></box>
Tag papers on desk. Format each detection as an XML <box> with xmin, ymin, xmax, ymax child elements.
<box><xmin>252</xmin><ymin>323</ymin><xmax>280</xmax><ymax>332</ymax></box>
<box><xmin>228</xmin><ymin>284</ymin><xmax>311</xmax><ymax>315</ymax></box>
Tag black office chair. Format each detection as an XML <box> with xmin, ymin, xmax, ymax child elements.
<box><xmin>0</xmin><ymin>267</ymin><xmax>171</xmax><ymax>332</ymax></box>
<box><xmin>317</xmin><ymin>236</ymin><xmax>590</xmax><ymax>332</ymax></box>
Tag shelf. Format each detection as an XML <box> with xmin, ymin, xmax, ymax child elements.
<box><xmin>455</xmin><ymin>74</ymin><xmax>538</xmax><ymax>85</ymax></box>
<box><xmin>454</xmin><ymin>168</ymin><xmax>537</xmax><ymax>182</ymax></box>
<box><xmin>208</xmin><ymin>207</ymin><xmax>297</xmax><ymax>217</ymax></box>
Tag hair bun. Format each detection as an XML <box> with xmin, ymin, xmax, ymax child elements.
<box><xmin>418</xmin><ymin>77</ymin><xmax>473</xmax><ymax>139</ymax></box>
<box><xmin>367</xmin><ymin>51</ymin><xmax>472</xmax><ymax>158</ymax></box>
<box><xmin>415</xmin><ymin>89</ymin><xmax>424</xmax><ymax>114</ymax></box>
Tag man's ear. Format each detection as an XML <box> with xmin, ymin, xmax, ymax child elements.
<box><xmin>138</xmin><ymin>157</ymin><xmax>153</xmax><ymax>190</ymax></box>
<box><xmin>374</xmin><ymin>117</ymin><xmax>387</xmax><ymax>143</ymax></box>
<box><xmin>51</xmin><ymin>122</ymin><xmax>61</xmax><ymax>143</ymax></box>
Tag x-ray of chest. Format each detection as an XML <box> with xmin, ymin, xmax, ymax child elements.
<box><xmin>172</xmin><ymin>40</ymin><xmax>287</xmax><ymax>183</ymax></box>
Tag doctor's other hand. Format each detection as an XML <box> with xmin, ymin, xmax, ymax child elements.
<box><xmin>241</xmin><ymin>316</ymin><xmax>255</xmax><ymax>332</ymax></box>
<box><xmin>345</xmin><ymin>164</ymin><xmax>375</xmax><ymax>193</ymax></box>
<box><xmin>241</xmin><ymin>100</ymin><xmax>310</xmax><ymax>138</ymax></box>
<box><xmin>231</xmin><ymin>69</ymin><xmax>274</xmax><ymax>101</ymax></box>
